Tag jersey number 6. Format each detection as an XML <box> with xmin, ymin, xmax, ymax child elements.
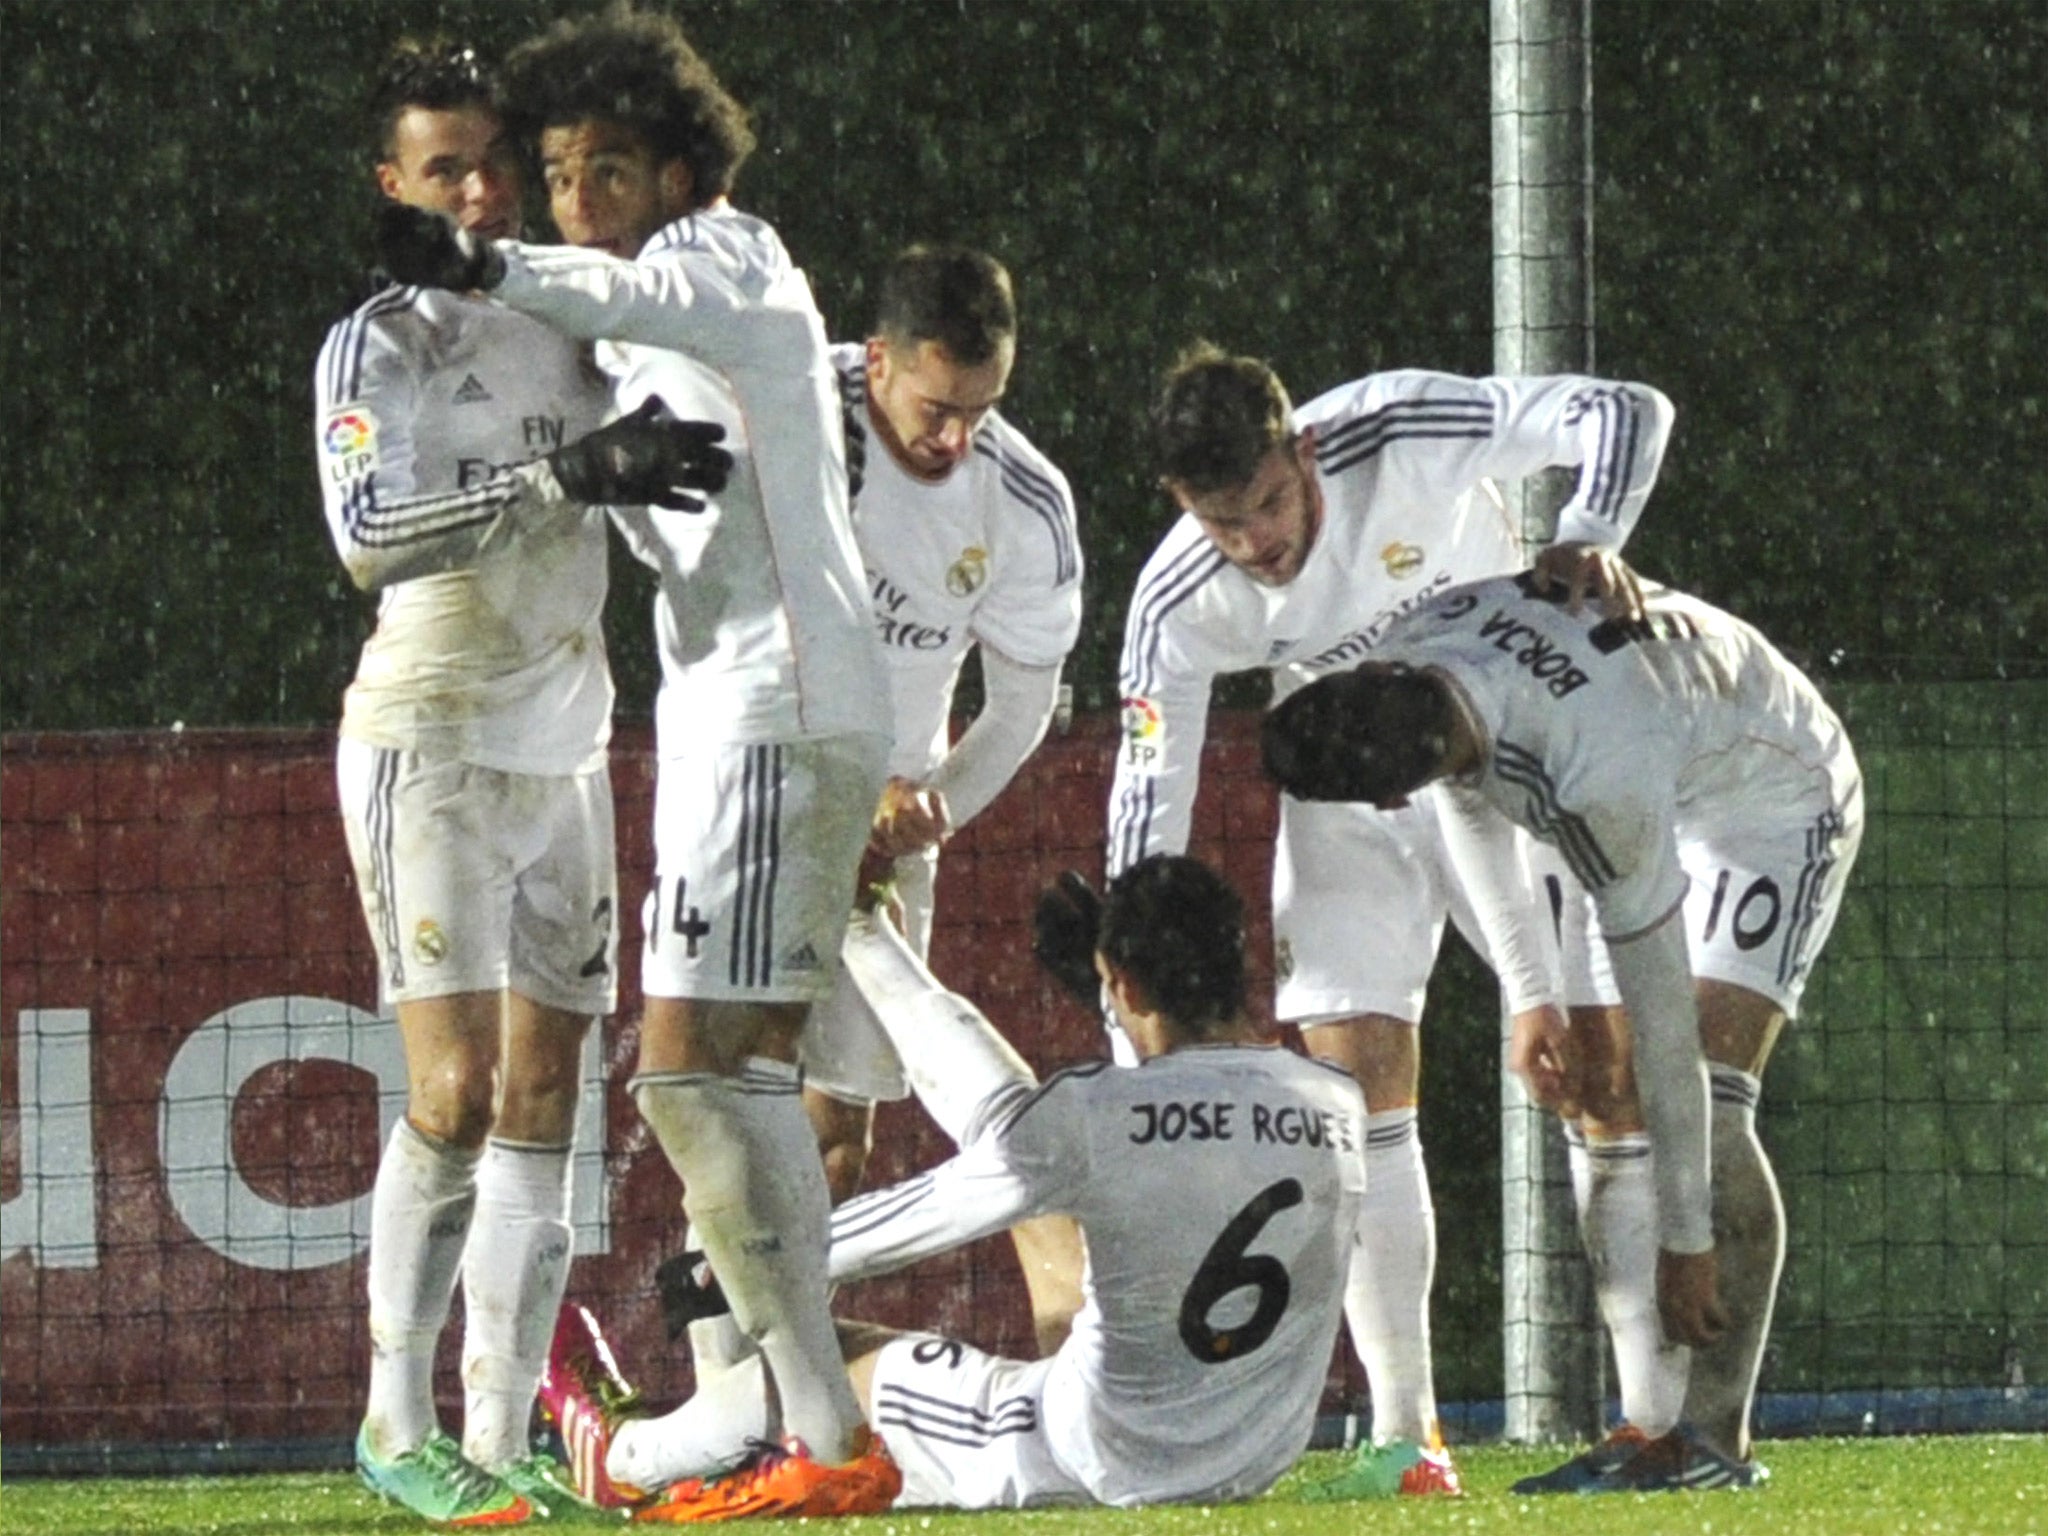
<box><xmin>1178</xmin><ymin>1177</ymin><xmax>1304</xmax><ymax>1365</ymax></box>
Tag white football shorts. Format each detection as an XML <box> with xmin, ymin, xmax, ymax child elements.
<box><xmin>640</xmin><ymin>733</ymin><xmax>889</xmax><ymax>1003</ymax></box>
<box><xmin>867</xmin><ymin>1335</ymin><xmax>1090</xmax><ymax>1510</ymax></box>
<box><xmin>799</xmin><ymin>846</ymin><xmax>936</xmax><ymax>1104</ymax></box>
<box><xmin>1673</xmin><ymin>768</ymin><xmax>1865</xmax><ymax>1017</ymax></box>
<box><xmin>1271</xmin><ymin>786</ymin><xmax>1599</xmax><ymax>1025</ymax></box>
<box><xmin>336</xmin><ymin>737</ymin><xmax>618</xmax><ymax>1015</ymax></box>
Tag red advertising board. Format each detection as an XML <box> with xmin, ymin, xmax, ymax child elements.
<box><xmin>1</xmin><ymin>721</ymin><xmax>1281</xmax><ymax>1453</ymax></box>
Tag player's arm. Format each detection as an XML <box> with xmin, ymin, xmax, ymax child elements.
<box><xmin>1435</xmin><ymin>783</ymin><xmax>1564</xmax><ymax>1017</ymax></box>
<box><xmin>826</xmin><ymin>1076</ymin><xmax>1086</xmax><ymax>1285</ymax></box>
<box><xmin>372</xmin><ymin>201</ymin><xmax>811</xmax><ymax>370</ymax></box>
<box><xmin>920</xmin><ymin>457</ymin><xmax>1086</xmax><ymax>838</ymax></box>
<box><xmin>1587</xmin><ymin>813</ymin><xmax>1724</xmax><ymax>1345</ymax></box>
<box><xmin>922</xmin><ymin>650</ymin><xmax>1066</xmax><ymax>835</ymax></box>
<box><xmin>315</xmin><ymin>341</ymin><xmax>727</xmax><ymax>593</ymax></box>
<box><xmin>1107</xmin><ymin>560</ymin><xmax>1228</xmax><ymax>876</ymax></box>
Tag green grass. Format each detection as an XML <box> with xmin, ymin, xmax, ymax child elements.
<box><xmin>4</xmin><ymin>1438</ymin><xmax>2044</xmax><ymax>1536</ymax></box>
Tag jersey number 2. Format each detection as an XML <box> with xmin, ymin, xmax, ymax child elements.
<box><xmin>1178</xmin><ymin>1177</ymin><xmax>1304</xmax><ymax>1364</ymax></box>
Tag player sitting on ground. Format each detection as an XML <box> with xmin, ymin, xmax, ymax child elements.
<box><xmin>1262</xmin><ymin>571</ymin><xmax>1864</xmax><ymax>1492</ymax></box>
<box><xmin>542</xmin><ymin>855</ymin><xmax>1368</xmax><ymax>1511</ymax></box>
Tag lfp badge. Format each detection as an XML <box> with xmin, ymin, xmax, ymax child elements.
<box><xmin>1120</xmin><ymin>695</ymin><xmax>1164</xmax><ymax>774</ymax></box>
<box><xmin>323</xmin><ymin>407</ymin><xmax>378</xmax><ymax>482</ymax></box>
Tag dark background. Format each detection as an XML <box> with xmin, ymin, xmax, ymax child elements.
<box><xmin>5</xmin><ymin>0</ymin><xmax>2043</xmax><ymax>1419</ymax></box>
<box><xmin>11</xmin><ymin>0</ymin><xmax>2046</xmax><ymax>734</ymax></box>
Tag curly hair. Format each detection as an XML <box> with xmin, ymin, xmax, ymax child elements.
<box><xmin>501</xmin><ymin>5</ymin><xmax>756</xmax><ymax>203</ymax></box>
<box><xmin>1097</xmin><ymin>855</ymin><xmax>1248</xmax><ymax>1038</ymax></box>
<box><xmin>371</xmin><ymin>36</ymin><xmax>496</xmax><ymax>159</ymax></box>
<box><xmin>874</xmin><ymin>246</ymin><xmax>1016</xmax><ymax>368</ymax></box>
<box><xmin>1151</xmin><ymin>341</ymin><xmax>1294</xmax><ymax>494</ymax></box>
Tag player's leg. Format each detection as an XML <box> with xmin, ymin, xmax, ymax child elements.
<box><xmin>459</xmin><ymin>995</ymin><xmax>590</xmax><ymax>1477</ymax></box>
<box><xmin>462</xmin><ymin>766</ymin><xmax>615</xmax><ymax>1480</ymax></box>
<box><xmin>337</xmin><ymin>740</ymin><xmax>524</xmax><ymax>1521</ymax></box>
<box><xmin>1274</xmin><ymin>794</ymin><xmax>1449</xmax><ymax>1464</ymax></box>
<box><xmin>1297</xmin><ymin>1015</ymin><xmax>1446</xmax><ymax>1447</ymax></box>
<box><xmin>804</xmin><ymin>1087</ymin><xmax>877</xmax><ymax>1206</ymax></box>
<box><xmin>630</xmin><ymin>735</ymin><xmax>888</xmax><ymax>1473</ymax></box>
<box><xmin>843</xmin><ymin>1331</ymin><xmax>1081</xmax><ymax>1511</ymax></box>
<box><xmin>829</xmin><ymin>908</ymin><xmax>1084</xmax><ymax>1350</ymax></box>
<box><xmin>366</xmin><ymin>991</ymin><xmax>500</xmax><ymax>1459</ymax></box>
<box><xmin>1678</xmin><ymin>774</ymin><xmax>1863</xmax><ymax>1467</ymax></box>
<box><xmin>1685</xmin><ymin>982</ymin><xmax>1785</xmax><ymax>1463</ymax></box>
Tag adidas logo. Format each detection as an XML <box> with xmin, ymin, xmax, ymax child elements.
<box><xmin>783</xmin><ymin>942</ymin><xmax>821</xmax><ymax>971</ymax></box>
<box><xmin>452</xmin><ymin>373</ymin><xmax>493</xmax><ymax>404</ymax></box>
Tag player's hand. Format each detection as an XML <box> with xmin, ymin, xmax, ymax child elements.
<box><xmin>1533</xmin><ymin>541</ymin><xmax>1646</xmax><ymax>623</ymax></box>
<box><xmin>851</xmin><ymin>843</ymin><xmax>906</xmax><ymax>933</ymax></box>
<box><xmin>548</xmin><ymin>398</ymin><xmax>732</xmax><ymax>511</ymax></box>
<box><xmin>1032</xmin><ymin>871</ymin><xmax>1104</xmax><ymax>1007</ymax></box>
<box><xmin>1657</xmin><ymin>1246</ymin><xmax>1729</xmax><ymax>1347</ymax></box>
<box><xmin>1507</xmin><ymin>1003</ymin><xmax>1579</xmax><ymax>1117</ymax></box>
<box><xmin>374</xmin><ymin>202</ymin><xmax>506</xmax><ymax>291</ymax></box>
<box><xmin>870</xmin><ymin>776</ymin><xmax>951</xmax><ymax>858</ymax></box>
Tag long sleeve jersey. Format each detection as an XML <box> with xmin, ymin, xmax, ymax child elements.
<box><xmin>829</xmin><ymin>1042</ymin><xmax>1365</xmax><ymax>1507</ymax></box>
<box><xmin>488</xmin><ymin>206</ymin><xmax>886</xmax><ymax>748</ymax></box>
<box><xmin>314</xmin><ymin>285</ymin><xmax>612</xmax><ymax>775</ymax></box>
<box><xmin>831</xmin><ymin>345</ymin><xmax>1083</xmax><ymax>821</ymax></box>
<box><xmin>1108</xmin><ymin>368</ymin><xmax>1673</xmax><ymax>871</ymax></box>
<box><xmin>1378</xmin><ymin>573</ymin><xmax>1859</xmax><ymax>1249</ymax></box>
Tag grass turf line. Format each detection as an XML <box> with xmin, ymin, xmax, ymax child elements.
<box><xmin>2</xmin><ymin>1437</ymin><xmax>2043</xmax><ymax>1535</ymax></box>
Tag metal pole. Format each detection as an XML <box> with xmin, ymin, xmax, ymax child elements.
<box><xmin>1490</xmin><ymin>0</ymin><xmax>1604</xmax><ymax>1446</ymax></box>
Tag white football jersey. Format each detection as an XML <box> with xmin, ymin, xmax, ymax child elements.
<box><xmin>314</xmin><ymin>287</ymin><xmax>612</xmax><ymax>775</ymax></box>
<box><xmin>830</xmin><ymin>1044</ymin><xmax>1366</xmax><ymax>1507</ymax></box>
<box><xmin>830</xmin><ymin>345</ymin><xmax>1083</xmax><ymax>780</ymax></box>
<box><xmin>1379</xmin><ymin>575</ymin><xmax>1859</xmax><ymax>937</ymax></box>
<box><xmin>491</xmin><ymin>207</ymin><xmax>886</xmax><ymax>747</ymax></box>
<box><xmin>1109</xmin><ymin>369</ymin><xmax>1672</xmax><ymax>870</ymax></box>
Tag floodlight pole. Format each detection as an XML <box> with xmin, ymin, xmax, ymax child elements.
<box><xmin>1490</xmin><ymin>0</ymin><xmax>1605</xmax><ymax>1444</ymax></box>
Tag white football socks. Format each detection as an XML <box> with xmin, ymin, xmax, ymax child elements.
<box><xmin>459</xmin><ymin>1138</ymin><xmax>574</xmax><ymax>1471</ymax></box>
<box><xmin>1688</xmin><ymin>1066</ymin><xmax>1782</xmax><ymax>1460</ymax></box>
<box><xmin>363</xmin><ymin>1120</ymin><xmax>480</xmax><ymax>1459</ymax></box>
<box><xmin>839</xmin><ymin>912</ymin><xmax>1035</xmax><ymax>1145</ymax></box>
<box><xmin>1567</xmin><ymin>1122</ymin><xmax>1686</xmax><ymax>1437</ymax></box>
<box><xmin>1343</xmin><ymin>1107</ymin><xmax>1441</xmax><ymax>1446</ymax></box>
<box><xmin>609</xmin><ymin>1351</ymin><xmax>770</xmax><ymax>1491</ymax></box>
<box><xmin>632</xmin><ymin>1061</ymin><xmax>864</xmax><ymax>1463</ymax></box>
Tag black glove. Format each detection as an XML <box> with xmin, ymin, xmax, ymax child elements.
<box><xmin>1032</xmin><ymin>870</ymin><xmax>1104</xmax><ymax>1007</ymax></box>
<box><xmin>548</xmin><ymin>398</ymin><xmax>732</xmax><ymax>511</ymax></box>
<box><xmin>373</xmin><ymin>201</ymin><xmax>506</xmax><ymax>291</ymax></box>
<box><xmin>654</xmin><ymin>1248</ymin><xmax>731</xmax><ymax>1342</ymax></box>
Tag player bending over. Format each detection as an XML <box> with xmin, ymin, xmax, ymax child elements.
<box><xmin>1107</xmin><ymin>341</ymin><xmax>1675</xmax><ymax>1498</ymax></box>
<box><xmin>790</xmin><ymin>243</ymin><xmax>1085</xmax><ymax>1351</ymax></box>
<box><xmin>1263</xmin><ymin>571</ymin><xmax>1863</xmax><ymax>1492</ymax></box>
<box><xmin>321</xmin><ymin>36</ymin><xmax>726</xmax><ymax>1528</ymax></box>
<box><xmin>544</xmin><ymin>856</ymin><xmax>1367</xmax><ymax>1513</ymax></box>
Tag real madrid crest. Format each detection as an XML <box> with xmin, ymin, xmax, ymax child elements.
<box><xmin>946</xmin><ymin>546</ymin><xmax>989</xmax><ymax>597</ymax></box>
<box><xmin>413</xmin><ymin>918</ymin><xmax>450</xmax><ymax>966</ymax></box>
<box><xmin>1380</xmin><ymin>542</ymin><xmax>1425</xmax><ymax>579</ymax></box>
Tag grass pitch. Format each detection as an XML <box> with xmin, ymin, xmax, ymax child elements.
<box><xmin>3</xmin><ymin>1436</ymin><xmax>2043</xmax><ymax>1536</ymax></box>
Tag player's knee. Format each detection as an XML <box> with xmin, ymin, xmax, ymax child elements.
<box><xmin>411</xmin><ymin>1060</ymin><xmax>499</xmax><ymax>1148</ymax></box>
<box><xmin>497</xmin><ymin>1053</ymin><xmax>582</xmax><ymax>1143</ymax></box>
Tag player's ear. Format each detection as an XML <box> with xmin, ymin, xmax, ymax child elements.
<box><xmin>375</xmin><ymin>161</ymin><xmax>404</xmax><ymax>202</ymax></box>
<box><xmin>660</xmin><ymin>156</ymin><xmax>696</xmax><ymax>215</ymax></box>
<box><xmin>1292</xmin><ymin>425</ymin><xmax>1317</xmax><ymax>472</ymax></box>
